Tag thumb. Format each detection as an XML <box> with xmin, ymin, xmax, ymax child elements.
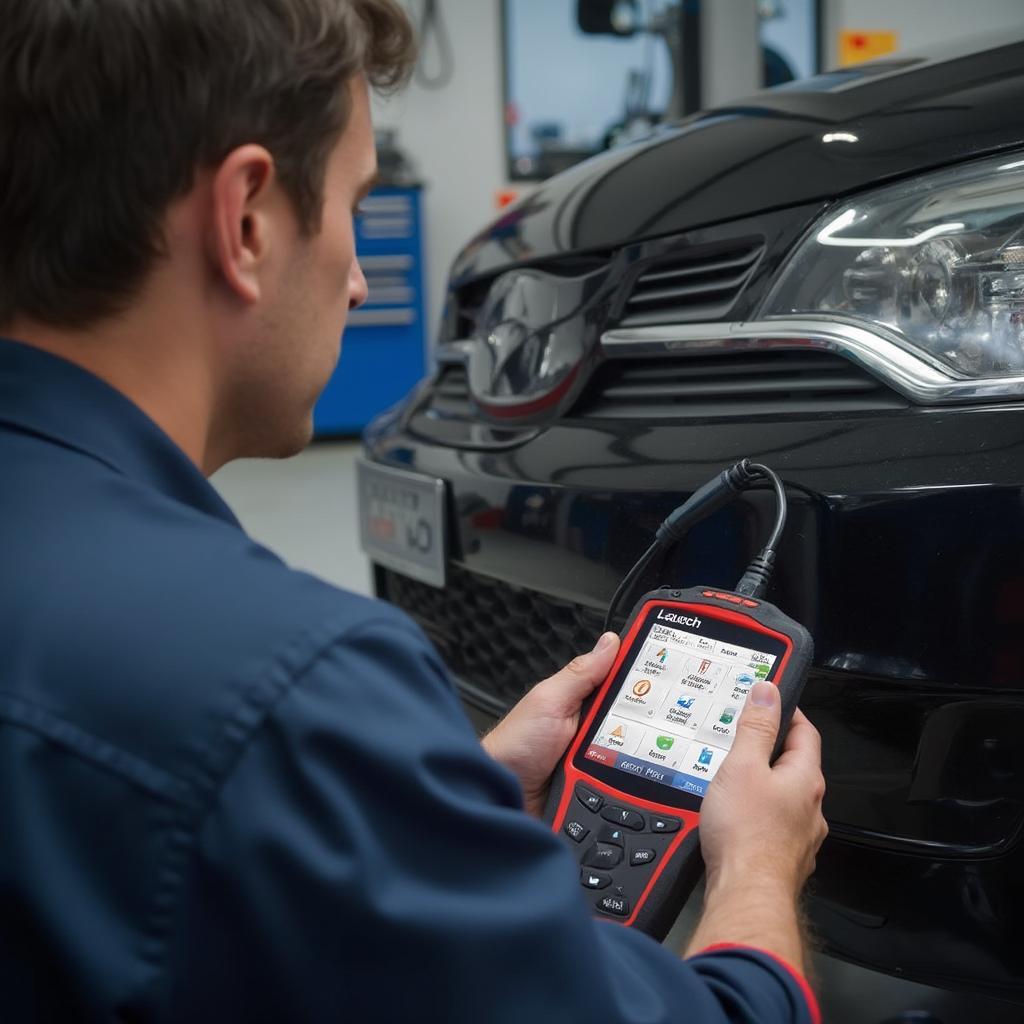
<box><xmin>730</xmin><ymin>680</ymin><xmax>782</xmax><ymax>763</ymax></box>
<box><xmin>538</xmin><ymin>632</ymin><xmax>619</xmax><ymax>706</ymax></box>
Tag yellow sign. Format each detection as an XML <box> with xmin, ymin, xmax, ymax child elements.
<box><xmin>839</xmin><ymin>30</ymin><xmax>899</xmax><ymax>67</ymax></box>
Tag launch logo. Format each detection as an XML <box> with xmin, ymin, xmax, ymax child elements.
<box><xmin>656</xmin><ymin>609</ymin><xmax>702</xmax><ymax>629</ymax></box>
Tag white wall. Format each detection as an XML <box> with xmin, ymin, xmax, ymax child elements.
<box><xmin>823</xmin><ymin>0</ymin><xmax>1024</xmax><ymax>67</ymax></box>
<box><xmin>700</xmin><ymin>0</ymin><xmax>760</xmax><ymax>107</ymax></box>
<box><xmin>372</xmin><ymin>0</ymin><xmax>508</xmax><ymax>357</ymax></box>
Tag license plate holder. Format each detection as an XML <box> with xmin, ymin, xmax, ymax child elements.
<box><xmin>357</xmin><ymin>459</ymin><xmax>447</xmax><ymax>588</ymax></box>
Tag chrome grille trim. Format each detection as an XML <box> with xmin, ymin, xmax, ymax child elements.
<box><xmin>601</xmin><ymin>317</ymin><xmax>1024</xmax><ymax>405</ymax></box>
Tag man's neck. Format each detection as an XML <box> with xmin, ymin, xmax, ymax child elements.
<box><xmin>5</xmin><ymin>314</ymin><xmax>217</xmax><ymax>475</ymax></box>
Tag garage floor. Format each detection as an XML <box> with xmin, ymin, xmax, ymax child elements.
<box><xmin>212</xmin><ymin>442</ymin><xmax>1021</xmax><ymax>1024</ymax></box>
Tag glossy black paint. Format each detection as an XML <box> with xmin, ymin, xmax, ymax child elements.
<box><xmin>364</xmin><ymin>34</ymin><xmax>1024</xmax><ymax>1001</ymax></box>
<box><xmin>455</xmin><ymin>35</ymin><xmax>1024</xmax><ymax>286</ymax></box>
<box><xmin>366</xmin><ymin>401</ymin><xmax>1024</xmax><ymax>1000</ymax></box>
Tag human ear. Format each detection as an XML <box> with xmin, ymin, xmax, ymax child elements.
<box><xmin>208</xmin><ymin>145</ymin><xmax>277</xmax><ymax>305</ymax></box>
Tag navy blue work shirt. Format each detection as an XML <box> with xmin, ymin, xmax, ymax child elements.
<box><xmin>0</xmin><ymin>338</ymin><xmax>819</xmax><ymax>1023</ymax></box>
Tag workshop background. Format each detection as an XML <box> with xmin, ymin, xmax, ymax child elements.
<box><xmin>213</xmin><ymin>3</ymin><xmax>1024</xmax><ymax>1021</ymax></box>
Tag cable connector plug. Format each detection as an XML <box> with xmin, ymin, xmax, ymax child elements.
<box><xmin>655</xmin><ymin>459</ymin><xmax>760</xmax><ymax>548</ymax></box>
<box><xmin>734</xmin><ymin>547</ymin><xmax>776</xmax><ymax>599</ymax></box>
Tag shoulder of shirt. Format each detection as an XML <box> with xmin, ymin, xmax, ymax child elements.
<box><xmin>118</xmin><ymin>501</ymin><xmax>442</xmax><ymax>799</ymax></box>
<box><xmin>4</xmin><ymin>459</ymin><xmax>443</xmax><ymax>811</ymax></box>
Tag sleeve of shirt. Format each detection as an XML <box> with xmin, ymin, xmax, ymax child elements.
<box><xmin>163</xmin><ymin>611</ymin><xmax>819</xmax><ymax>1024</ymax></box>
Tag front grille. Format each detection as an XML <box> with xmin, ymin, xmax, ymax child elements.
<box><xmin>378</xmin><ymin>565</ymin><xmax>604</xmax><ymax>710</ymax></box>
<box><xmin>573</xmin><ymin>350</ymin><xmax>908</xmax><ymax>420</ymax></box>
<box><xmin>617</xmin><ymin>240</ymin><xmax>764</xmax><ymax>328</ymax></box>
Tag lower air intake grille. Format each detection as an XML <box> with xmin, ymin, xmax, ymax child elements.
<box><xmin>378</xmin><ymin>565</ymin><xmax>604</xmax><ymax>710</ymax></box>
<box><xmin>574</xmin><ymin>350</ymin><xmax>908</xmax><ymax>420</ymax></box>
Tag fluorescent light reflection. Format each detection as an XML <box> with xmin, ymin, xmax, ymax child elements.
<box><xmin>822</xmin><ymin>132</ymin><xmax>859</xmax><ymax>144</ymax></box>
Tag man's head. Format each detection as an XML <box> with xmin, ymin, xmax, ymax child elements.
<box><xmin>0</xmin><ymin>0</ymin><xmax>415</xmax><ymax>468</ymax></box>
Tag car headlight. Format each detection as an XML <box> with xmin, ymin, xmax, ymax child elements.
<box><xmin>761</xmin><ymin>150</ymin><xmax>1024</xmax><ymax>379</ymax></box>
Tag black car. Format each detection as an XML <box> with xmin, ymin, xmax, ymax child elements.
<box><xmin>359</xmin><ymin>32</ymin><xmax>1024</xmax><ymax>1003</ymax></box>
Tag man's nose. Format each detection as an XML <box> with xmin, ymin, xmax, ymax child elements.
<box><xmin>349</xmin><ymin>259</ymin><xmax>369</xmax><ymax>310</ymax></box>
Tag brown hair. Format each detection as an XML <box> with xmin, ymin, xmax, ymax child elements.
<box><xmin>0</xmin><ymin>0</ymin><xmax>415</xmax><ymax>328</ymax></box>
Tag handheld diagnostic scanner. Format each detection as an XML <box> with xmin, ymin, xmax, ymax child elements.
<box><xmin>544</xmin><ymin>462</ymin><xmax>813</xmax><ymax>939</ymax></box>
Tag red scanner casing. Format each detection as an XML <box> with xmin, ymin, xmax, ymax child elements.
<box><xmin>545</xmin><ymin>586</ymin><xmax>813</xmax><ymax>939</ymax></box>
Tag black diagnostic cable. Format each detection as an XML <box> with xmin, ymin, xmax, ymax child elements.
<box><xmin>601</xmin><ymin>538</ymin><xmax>660</xmax><ymax>636</ymax></box>
<box><xmin>601</xmin><ymin>460</ymin><xmax>788</xmax><ymax>633</ymax></box>
<box><xmin>733</xmin><ymin>462</ymin><xmax>786</xmax><ymax>600</ymax></box>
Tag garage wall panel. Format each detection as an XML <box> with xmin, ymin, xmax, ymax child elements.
<box><xmin>825</xmin><ymin>0</ymin><xmax>1024</xmax><ymax>67</ymax></box>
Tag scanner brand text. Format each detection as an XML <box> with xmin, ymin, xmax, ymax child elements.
<box><xmin>657</xmin><ymin>609</ymin><xmax>702</xmax><ymax>629</ymax></box>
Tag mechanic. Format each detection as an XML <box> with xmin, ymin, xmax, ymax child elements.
<box><xmin>0</xmin><ymin>2</ymin><xmax>827</xmax><ymax>1021</ymax></box>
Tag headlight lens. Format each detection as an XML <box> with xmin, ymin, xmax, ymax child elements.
<box><xmin>761</xmin><ymin>151</ymin><xmax>1024</xmax><ymax>378</ymax></box>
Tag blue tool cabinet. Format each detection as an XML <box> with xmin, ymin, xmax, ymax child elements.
<box><xmin>313</xmin><ymin>185</ymin><xmax>427</xmax><ymax>436</ymax></box>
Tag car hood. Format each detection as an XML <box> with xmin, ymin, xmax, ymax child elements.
<box><xmin>453</xmin><ymin>36</ymin><xmax>1024</xmax><ymax>285</ymax></box>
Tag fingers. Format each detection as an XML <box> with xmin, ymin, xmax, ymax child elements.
<box><xmin>728</xmin><ymin>680</ymin><xmax>781</xmax><ymax>764</ymax></box>
<box><xmin>537</xmin><ymin>632</ymin><xmax>619</xmax><ymax>705</ymax></box>
<box><xmin>774</xmin><ymin>711</ymin><xmax>827</xmax><ymax>829</ymax></box>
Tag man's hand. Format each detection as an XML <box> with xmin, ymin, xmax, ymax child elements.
<box><xmin>699</xmin><ymin>682</ymin><xmax>827</xmax><ymax>896</ymax></box>
<box><xmin>481</xmin><ymin>632</ymin><xmax>620</xmax><ymax>817</ymax></box>
<box><xmin>685</xmin><ymin>681</ymin><xmax>827</xmax><ymax>971</ymax></box>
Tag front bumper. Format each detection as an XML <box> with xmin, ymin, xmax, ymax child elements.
<box><xmin>364</xmin><ymin>396</ymin><xmax>1024</xmax><ymax>1000</ymax></box>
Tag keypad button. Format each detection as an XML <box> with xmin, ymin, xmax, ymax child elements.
<box><xmin>580</xmin><ymin>870</ymin><xmax>612</xmax><ymax>890</ymax></box>
<box><xmin>596</xmin><ymin>894</ymin><xmax>631</xmax><ymax>917</ymax></box>
<box><xmin>650</xmin><ymin>816</ymin><xmax>681</xmax><ymax>834</ymax></box>
<box><xmin>563</xmin><ymin>820</ymin><xmax>589</xmax><ymax>844</ymax></box>
<box><xmin>582</xmin><ymin>842</ymin><xmax>624</xmax><ymax>869</ymax></box>
<box><xmin>630</xmin><ymin>848</ymin><xmax>657</xmax><ymax>867</ymax></box>
<box><xmin>575</xmin><ymin>784</ymin><xmax>604</xmax><ymax>813</ymax></box>
<box><xmin>600</xmin><ymin>805</ymin><xmax>645</xmax><ymax>831</ymax></box>
<box><xmin>598</xmin><ymin>825</ymin><xmax>627</xmax><ymax>846</ymax></box>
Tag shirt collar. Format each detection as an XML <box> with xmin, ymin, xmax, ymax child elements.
<box><xmin>0</xmin><ymin>337</ymin><xmax>241</xmax><ymax>528</ymax></box>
